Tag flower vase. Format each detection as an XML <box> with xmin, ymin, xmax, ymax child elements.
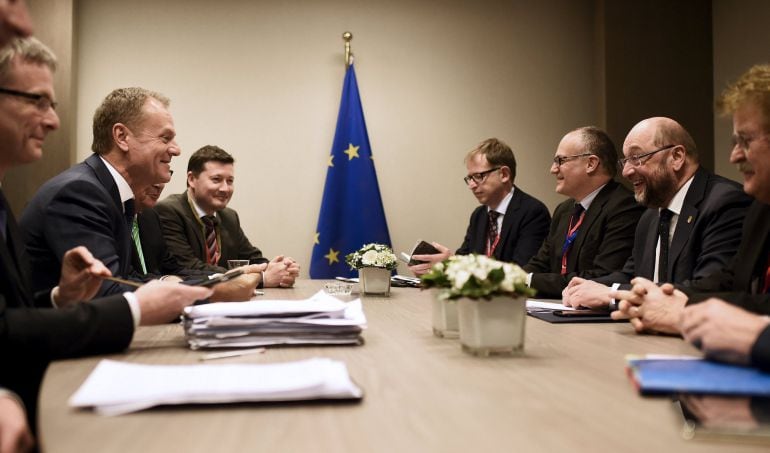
<box><xmin>358</xmin><ymin>267</ymin><xmax>391</xmax><ymax>296</ymax></box>
<box><xmin>458</xmin><ymin>295</ymin><xmax>526</xmax><ymax>356</ymax></box>
<box><xmin>431</xmin><ymin>297</ymin><xmax>459</xmax><ymax>338</ymax></box>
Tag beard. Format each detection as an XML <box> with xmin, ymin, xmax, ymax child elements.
<box><xmin>634</xmin><ymin>161</ymin><xmax>677</xmax><ymax>208</ymax></box>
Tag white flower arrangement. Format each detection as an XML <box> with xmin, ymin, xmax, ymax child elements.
<box><xmin>420</xmin><ymin>254</ymin><xmax>535</xmax><ymax>300</ymax></box>
<box><xmin>346</xmin><ymin>243</ymin><xmax>398</xmax><ymax>270</ymax></box>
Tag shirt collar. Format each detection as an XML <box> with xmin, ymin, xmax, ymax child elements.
<box><xmin>99</xmin><ymin>156</ymin><xmax>134</xmax><ymax>208</ymax></box>
<box><xmin>664</xmin><ymin>174</ymin><xmax>695</xmax><ymax>216</ymax></box>
<box><xmin>488</xmin><ymin>186</ymin><xmax>515</xmax><ymax>215</ymax></box>
<box><xmin>187</xmin><ymin>190</ymin><xmax>215</xmax><ymax>219</ymax></box>
<box><xmin>577</xmin><ymin>183</ymin><xmax>606</xmax><ymax>211</ymax></box>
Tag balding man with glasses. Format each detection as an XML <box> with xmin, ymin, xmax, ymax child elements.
<box><xmin>408</xmin><ymin>137</ymin><xmax>550</xmax><ymax>276</ymax></box>
<box><xmin>522</xmin><ymin>127</ymin><xmax>644</xmax><ymax>298</ymax></box>
<box><xmin>562</xmin><ymin>117</ymin><xmax>751</xmax><ymax>309</ymax></box>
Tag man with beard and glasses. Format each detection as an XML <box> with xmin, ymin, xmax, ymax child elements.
<box><xmin>561</xmin><ymin>116</ymin><xmax>751</xmax><ymax>310</ymax></box>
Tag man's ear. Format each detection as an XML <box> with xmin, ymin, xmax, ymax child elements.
<box><xmin>670</xmin><ymin>145</ymin><xmax>687</xmax><ymax>171</ymax></box>
<box><xmin>499</xmin><ymin>165</ymin><xmax>512</xmax><ymax>182</ymax></box>
<box><xmin>113</xmin><ymin>123</ymin><xmax>130</xmax><ymax>152</ymax></box>
<box><xmin>585</xmin><ymin>155</ymin><xmax>600</xmax><ymax>174</ymax></box>
<box><xmin>187</xmin><ymin>171</ymin><xmax>196</xmax><ymax>188</ymax></box>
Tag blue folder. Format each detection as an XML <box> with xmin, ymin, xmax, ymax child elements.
<box><xmin>627</xmin><ymin>357</ymin><xmax>770</xmax><ymax>396</ymax></box>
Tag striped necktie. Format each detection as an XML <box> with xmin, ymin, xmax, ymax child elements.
<box><xmin>202</xmin><ymin>215</ymin><xmax>220</xmax><ymax>265</ymax></box>
<box><xmin>131</xmin><ymin>215</ymin><xmax>147</xmax><ymax>274</ymax></box>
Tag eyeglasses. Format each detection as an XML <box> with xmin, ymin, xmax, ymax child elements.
<box><xmin>0</xmin><ymin>87</ymin><xmax>58</xmax><ymax>112</ymax></box>
<box><xmin>463</xmin><ymin>167</ymin><xmax>501</xmax><ymax>185</ymax></box>
<box><xmin>618</xmin><ymin>144</ymin><xmax>676</xmax><ymax>168</ymax></box>
<box><xmin>732</xmin><ymin>133</ymin><xmax>769</xmax><ymax>153</ymax></box>
<box><xmin>552</xmin><ymin>153</ymin><xmax>594</xmax><ymax>167</ymax></box>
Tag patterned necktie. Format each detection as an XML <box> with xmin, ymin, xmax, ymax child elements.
<box><xmin>561</xmin><ymin>203</ymin><xmax>586</xmax><ymax>275</ymax></box>
<box><xmin>487</xmin><ymin>210</ymin><xmax>501</xmax><ymax>257</ymax></box>
<box><xmin>657</xmin><ymin>209</ymin><xmax>674</xmax><ymax>283</ymax></box>
<box><xmin>131</xmin><ymin>215</ymin><xmax>147</xmax><ymax>274</ymax></box>
<box><xmin>202</xmin><ymin>215</ymin><xmax>220</xmax><ymax>265</ymax></box>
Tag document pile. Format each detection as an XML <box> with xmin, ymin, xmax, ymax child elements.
<box><xmin>70</xmin><ymin>358</ymin><xmax>363</xmax><ymax>415</ymax></box>
<box><xmin>183</xmin><ymin>290</ymin><xmax>366</xmax><ymax>349</ymax></box>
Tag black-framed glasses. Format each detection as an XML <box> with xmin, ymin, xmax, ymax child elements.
<box><xmin>463</xmin><ymin>167</ymin><xmax>501</xmax><ymax>185</ymax></box>
<box><xmin>619</xmin><ymin>144</ymin><xmax>676</xmax><ymax>168</ymax></box>
<box><xmin>552</xmin><ymin>153</ymin><xmax>594</xmax><ymax>167</ymax></box>
<box><xmin>0</xmin><ymin>87</ymin><xmax>57</xmax><ymax>112</ymax></box>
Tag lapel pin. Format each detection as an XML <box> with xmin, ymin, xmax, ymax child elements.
<box><xmin>687</xmin><ymin>215</ymin><xmax>693</xmax><ymax>224</ymax></box>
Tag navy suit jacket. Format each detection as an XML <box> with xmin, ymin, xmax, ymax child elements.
<box><xmin>456</xmin><ymin>186</ymin><xmax>550</xmax><ymax>266</ymax></box>
<box><xmin>155</xmin><ymin>192</ymin><xmax>265</xmax><ymax>273</ymax></box>
<box><xmin>593</xmin><ymin>166</ymin><xmax>751</xmax><ymax>287</ymax></box>
<box><xmin>20</xmin><ymin>154</ymin><xmax>139</xmax><ymax>296</ymax></box>
<box><xmin>523</xmin><ymin>180</ymin><xmax>644</xmax><ymax>298</ymax></box>
<box><xmin>0</xmin><ymin>190</ymin><xmax>133</xmax><ymax>429</ymax></box>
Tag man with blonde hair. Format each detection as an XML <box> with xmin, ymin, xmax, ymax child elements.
<box><xmin>409</xmin><ymin>138</ymin><xmax>550</xmax><ymax>275</ymax></box>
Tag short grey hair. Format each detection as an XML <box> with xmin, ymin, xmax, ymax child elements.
<box><xmin>0</xmin><ymin>36</ymin><xmax>57</xmax><ymax>84</ymax></box>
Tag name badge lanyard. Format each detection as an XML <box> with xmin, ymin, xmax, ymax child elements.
<box><xmin>560</xmin><ymin>211</ymin><xmax>585</xmax><ymax>274</ymax></box>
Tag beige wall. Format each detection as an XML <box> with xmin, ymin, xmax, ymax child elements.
<box><xmin>74</xmin><ymin>0</ymin><xmax>600</xmax><ymax>276</ymax></box>
<box><xmin>712</xmin><ymin>0</ymin><xmax>770</xmax><ymax>182</ymax></box>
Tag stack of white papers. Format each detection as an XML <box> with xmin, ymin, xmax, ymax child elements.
<box><xmin>183</xmin><ymin>291</ymin><xmax>366</xmax><ymax>349</ymax></box>
<box><xmin>525</xmin><ymin>299</ymin><xmax>576</xmax><ymax>312</ymax></box>
<box><xmin>69</xmin><ymin>358</ymin><xmax>363</xmax><ymax>416</ymax></box>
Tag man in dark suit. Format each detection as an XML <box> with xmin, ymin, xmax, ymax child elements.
<box><xmin>155</xmin><ymin>145</ymin><xmax>299</xmax><ymax>288</ymax></box>
<box><xmin>523</xmin><ymin>127</ymin><xmax>644</xmax><ymax>298</ymax></box>
<box><xmin>0</xmin><ymin>36</ymin><xmax>212</xmax><ymax>433</ymax></box>
<box><xmin>562</xmin><ymin>117</ymin><xmax>751</xmax><ymax>309</ymax></box>
<box><xmin>408</xmin><ymin>138</ymin><xmax>550</xmax><ymax>275</ymax></box>
<box><xmin>613</xmin><ymin>65</ymin><xmax>770</xmax><ymax>369</ymax></box>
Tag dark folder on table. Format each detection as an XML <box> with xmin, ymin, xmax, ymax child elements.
<box><xmin>527</xmin><ymin>309</ymin><xmax>623</xmax><ymax>323</ymax></box>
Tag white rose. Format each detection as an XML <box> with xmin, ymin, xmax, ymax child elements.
<box><xmin>361</xmin><ymin>250</ymin><xmax>378</xmax><ymax>266</ymax></box>
<box><xmin>453</xmin><ymin>270</ymin><xmax>471</xmax><ymax>289</ymax></box>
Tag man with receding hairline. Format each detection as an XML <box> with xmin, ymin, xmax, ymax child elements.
<box><xmin>562</xmin><ymin>116</ymin><xmax>751</xmax><ymax>309</ymax></box>
<box><xmin>522</xmin><ymin>126</ymin><xmax>643</xmax><ymax>298</ymax></box>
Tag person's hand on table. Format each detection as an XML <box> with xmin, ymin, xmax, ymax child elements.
<box><xmin>610</xmin><ymin>277</ymin><xmax>685</xmax><ymax>334</ymax></box>
<box><xmin>562</xmin><ymin>277</ymin><xmax>611</xmax><ymax>308</ymax></box>
<box><xmin>135</xmin><ymin>280</ymin><xmax>213</xmax><ymax>325</ymax></box>
<box><xmin>0</xmin><ymin>393</ymin><xmax>33</xmax><ymax>453</ymax></box>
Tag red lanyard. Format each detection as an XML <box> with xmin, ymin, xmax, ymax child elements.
<box><xmin>560</xmin><ymin>210</ymin><xmax>585</xmax><ymax>275</ymax></box>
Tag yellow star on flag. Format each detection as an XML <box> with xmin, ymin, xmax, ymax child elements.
<box><xmin>328</xmin><ymin>154</ymin><xmax>334</xmax><ymax>167</ymax></box>
<box><xmin>343</xmin><ymin>143</ymin><xmax>360</xmax><ymax>160</ymax></box>
<box><xmin>314</xmin><ymin>232</ymin><xmax>320</xmax><ymax>245</ymax></box>
<box><xmin>325</xmin><ymin>248</ymin><xmax>340</xmax><ymax>265</ymax></box>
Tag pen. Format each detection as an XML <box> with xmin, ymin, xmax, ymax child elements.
<box><xmin>200</xmin><ymin>347</ymin><xmax>266</xmax><ymax>361</ymax></box>
<box><xmin>102</xmin><ymin>275</ymin><xmax>143</xmax><ymax>288</ymax></box>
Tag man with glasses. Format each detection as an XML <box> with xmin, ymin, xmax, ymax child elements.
<box><xmin>612</xmin><ymin>65</ymin><xmax>770</xmax><ymax>354</ymax></box>
<box><xmin>521</xmin><ymin>127</ymin><xmax>644</xmax><ymax>298</ymax></box>
<box><xmin>408</xmin><ymin>137</ymin><xmax>550</xmax><ymax>275</ymax></box>
<box><xmin>562</xmin><ymin>117</ymin><xmax>751</xmax><ymax>309</ymax></box>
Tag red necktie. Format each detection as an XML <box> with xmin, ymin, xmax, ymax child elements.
<box><xmin>202</xmin><ymin>215</ymin><xmax>220</xmax><ymax>265</ymax></box>
<box><xmin>487</xmin><ymin>211</ymin><xmax>501</xmax><ymax>257</ymax></box>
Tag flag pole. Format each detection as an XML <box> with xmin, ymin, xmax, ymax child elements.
<box><xmin>343</xmin><ymin>31</ymin><xmax>353</xmax><ymax>68</ymax></box>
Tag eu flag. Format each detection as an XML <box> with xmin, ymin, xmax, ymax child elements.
<box><xmin>310</xmin><ymin>64</ymin><xmax>392</xmax><ymax>278</ymax></box>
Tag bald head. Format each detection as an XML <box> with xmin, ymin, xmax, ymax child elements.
<box><xmin>625</xmin><ymin>117</ymin><xmax>698</xmax><ymax>161</ymax></box>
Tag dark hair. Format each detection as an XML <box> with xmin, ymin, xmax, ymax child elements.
<box><xmin>465</xmin><ymin>138</ymin><xmax>516</xmax><ymax>180</ymax></box>
<box><xmin>576</xmin><ymin>126</ymin><xmax>618</xmax><ymax>176</ymax></box>
<box><xmin>187</xmin><ymin>145</ymin><xmax>235</xmax><ymax>176</ymax></box>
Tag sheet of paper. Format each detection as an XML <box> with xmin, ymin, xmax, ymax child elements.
<box><xmin>70</xmin><ymin>358</ymin><xmax>363</xmax><ymax>416</ymax></box>
<box><xmin>525</xmin><ymin>299</ymin><xmax>576</xmax><ymax>311</ymax></box>
<box><xmin>184</xmin><ymin>290</ymin><xmax>348</xmax><ymax>318</ymax></box>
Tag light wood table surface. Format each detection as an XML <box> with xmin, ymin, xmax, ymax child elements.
<box><xmin>39</xmin><ymin>281</ymin><xmax>765</xmax><ymax>452</ymax></box>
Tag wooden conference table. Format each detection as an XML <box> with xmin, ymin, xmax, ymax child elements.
<box><xmin>40</xmin><ymin>281</ymin><xmax>766</xmax><ymax>453</ymax></box>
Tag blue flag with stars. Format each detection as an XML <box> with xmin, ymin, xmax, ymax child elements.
<box><xmin>310</xmin><ymin>64</ymin><xmax>392</xmax><ymax>278</ymax></box>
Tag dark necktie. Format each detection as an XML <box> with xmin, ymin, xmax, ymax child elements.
<box><xmin>657</xmin><ymin>209</ymin><xmax>673</xmax><ymax>283</ymax></box>
<box><xmin>487</xmin><ymin>210</ymin><xmax>501</xmax><ymax>257</ymax></box>
<box><xmin>762</xmin><ymin>252</ymin><xmax>770</xmax><ymax>294</ymax></box>
<box><xmin>123</xmin><ymin>199</ymin><xmax>136</xmax><ymax>229</ymax></box>
<box><xmin>0</xmin><ymin>194</ymin><xmax>7</xmax><ymax>243</ymax></box>
<box><xmin>561</xmin><ymin>203</ymin><xmax>586</xmax><ymax>275</ymax></box>
<box><xmin>202</xmin><ymin>215</ymin><xmax>220</xmax><ymax>265</ymax></box>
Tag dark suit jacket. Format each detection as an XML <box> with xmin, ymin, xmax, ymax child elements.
<box><xmin>593</xmin><ymin>166</ymin><xmax>752</xmax><ymax>287</ymax></box>
<box><xmin>0</xmin><ymin>191</ymin><xmax>133</xmax><ymax>429</ymax></box>
<box><xmin>155</xmin><ymin>192</ymin><xmax>265</xmax><ymax>273</ymax></box>
<box><xmin>456</xmin><ymin>186</ymin><xmax>550</xmax><ymax>266</ymax></box>
<box><xmin>20</xmin><ymin>154</ymin><xmax>140</xmax><ymax>297</ymax></box>
<box><xmin>682</xmin><ymin>201</ymin><xmax>770</xmax><ymax>315</ymax></box>
<box><xmin>523</xmin><ymin>180</ymin><xmax>644</xmax><ymax>298</ymax></box>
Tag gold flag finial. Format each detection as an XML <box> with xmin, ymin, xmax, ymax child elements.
<box><xmin>342</xmin><ymin>31</ymin><xmax>353</xmax><ymax>68</ymax></box>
